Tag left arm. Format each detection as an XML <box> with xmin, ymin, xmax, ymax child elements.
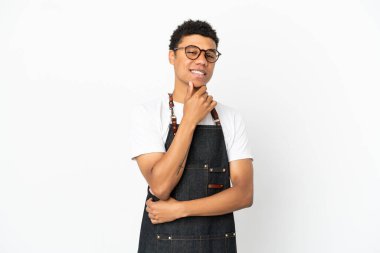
<box><xmin>146</xmin><ymin>158</ymin><xmax>254</xmax><ymax>224</ymax></box>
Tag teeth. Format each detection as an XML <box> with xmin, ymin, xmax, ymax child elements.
<box><xmin>191</xmin><ymin>70</ymin><xmax>205</xmax><ymax>75</ymax></box>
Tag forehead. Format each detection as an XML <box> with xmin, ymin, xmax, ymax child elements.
<box><xmin>178</xmin><ymin>34</ymin><xmax>217</xmax><ymax>50</ymax></box>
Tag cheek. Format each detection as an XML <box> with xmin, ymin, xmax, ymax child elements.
<box><xmin>175</xmin><ymin>61</ymin><xmax>189</xmax><ymax>71</ymax></box>
<box><xmin>207</xmin><ymin>67</ymin><xmax>215</xmax><ymax>76</ymax></box>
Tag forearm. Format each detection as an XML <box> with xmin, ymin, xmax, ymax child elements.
<box><xmin>180</xmin><ymin>185</ymin><xmax>253</xmax><ymax>217</ymax></box>
<box><xmin>150</xmin><ymin>118</ymin><xmax>196</xmax><ymax>200</ymax></box>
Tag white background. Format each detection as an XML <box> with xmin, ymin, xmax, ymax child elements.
<box><xmin>1</xmin><ymin>0</ymin><xmax>380</xmax><ymax>252</ymax></box>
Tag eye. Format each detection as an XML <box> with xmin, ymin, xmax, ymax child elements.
<box><xmin>206</xmin><ymin>53</ymin><xmax>216</xmax><ymax>59</ymax></box>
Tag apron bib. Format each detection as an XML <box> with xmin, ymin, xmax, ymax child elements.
<box><xmin>138</xmin><ymin>94</ymin><xmax>237</xmax><ymax>253</ymax></box>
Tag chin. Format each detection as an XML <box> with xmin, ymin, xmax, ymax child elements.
<box><xmin>192</xmin><ymin>81</ymin><xmax>207</xmax><ymax>87</ymax></box>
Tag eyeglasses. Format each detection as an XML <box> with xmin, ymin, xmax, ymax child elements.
<box><xmin>173</xmin><ymin>45</ymin><xmax>221</xmax><ymax>63</ymax></box>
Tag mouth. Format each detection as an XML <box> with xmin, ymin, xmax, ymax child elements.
<box><xmin>190</xmin><ymin>69</ymin><xmax>207</xmax><ymax>78</ymax></box>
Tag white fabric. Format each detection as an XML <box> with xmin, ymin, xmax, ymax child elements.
<box><xmin>128</xmin><ymin>93</ymin><xmax>253</xmax><ymax>162</ymax></box>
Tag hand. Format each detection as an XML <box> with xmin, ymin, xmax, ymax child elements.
<box><xmin>145</xmin><ymin>197</ymin><xmax>184</xmax><ymax>224</ymax></box>
<box><xmin>183</xmin><ymin>81</ymin><xmax>217</xmax><ymax>126</ymax></box>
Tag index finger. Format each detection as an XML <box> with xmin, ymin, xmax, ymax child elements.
<box><xmin>146</xmin><ymin>198</ymin><xmax>153</xmax><ymax>206</ymax></box>
<box><xmin>194</xmin><ymin>85</ymin><xmax>207</xmax><ymax>97</ymax></box>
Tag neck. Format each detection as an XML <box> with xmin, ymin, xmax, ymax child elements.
<box><xmin>172</xmin><ymin>83</ymin><xmax>187</xmax><ymax>104</ymax></box>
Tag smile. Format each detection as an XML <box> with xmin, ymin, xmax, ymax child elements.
<box><xmin>190</xmin><ymin>69</ymin><xmax>206</xmax><ymax>76</ymax></box>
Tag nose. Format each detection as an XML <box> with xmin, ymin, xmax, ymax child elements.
<box><xmin>194</xmin><ymin>51</ymin><xmax>208</xmax><ymax>65</ymax></box>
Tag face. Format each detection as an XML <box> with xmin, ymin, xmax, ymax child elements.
<box><xmin>169</xmin><ymin>34</ymin><xmax>217</xmax><ymax>88</ymax></box>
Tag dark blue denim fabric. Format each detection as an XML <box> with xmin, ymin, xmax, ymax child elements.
<box><xmin>138</xmin><ymin>124</ymin><xmax>237</xmax><ymax>253</ymax></box>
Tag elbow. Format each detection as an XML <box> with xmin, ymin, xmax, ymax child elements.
<box><xmin>149</xmin><ymin>164</ymin><xmax>172</xmax><ymax>200</ymax></box>
<box><xmin>233</xmin><ymin>185</ymin><xmax>253</xmax><ymax>209</ymax></box>
<box><xmin>154</xmin><ymin>191</ymin><xmax>171</xmax><ymax>201</ymax></box>
<box><xmin>242</xmin><ymin>189</ymin><xmax>254</xmax><ymax>208</ymax></box>
<box><xmin>149</xmin><ymin>185</ymin><xmax>171</xmax><ymax>201</ymax></box>
<box><xmin>247</xmin><ymin>195</ymin><xmax>254</xmax><ymax>207</ymax></box>
<box><xmin>244</xmin><ymin>194</ymin><xmax>253</xmax><ymax>208</ymax></box>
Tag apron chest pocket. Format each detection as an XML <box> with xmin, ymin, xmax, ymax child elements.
<box><xmin>207</xmin><ymin>167</ymin><xmax>229</xmax><ymax>196</ymax></box>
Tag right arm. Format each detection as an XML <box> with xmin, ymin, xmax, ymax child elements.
<box><xmin>136</xmin><ymin>117</ymin><xmax>195</xmax><ymax>200</ymax></box>
<box><xmin>135</xmin><ymin>83</ymin><xmax>216</xmax><ymax>200</ymax></box>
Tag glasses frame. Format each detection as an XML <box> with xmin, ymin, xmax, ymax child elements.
<box><xmin>173</xmin><ymin>45</ymin><xmax>222</xmax><ymax>63</ymax></box>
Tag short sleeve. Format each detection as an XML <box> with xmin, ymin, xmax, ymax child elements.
<box><xmin>127</xmin><ymin>104</ymin><xmax>165</xmax><ymax>160</ymax></box>
<box><xmin>228</xmin><ymin>112</ymin><xmax>254</xmax><ymax>162</ymax></box>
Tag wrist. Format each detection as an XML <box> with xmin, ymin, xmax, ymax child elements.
<box><xmin>181</xmin><ymin>116</ymin><xmax>197</xmax><ymax>131</ymax></box>
<box><xmin>178</xmin><ymin>200</ymin><xmax>190</xmax><ymax>218</ymax></box>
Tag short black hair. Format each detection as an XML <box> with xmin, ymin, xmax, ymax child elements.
<box><xmin>169</xmin><ymin>19</ymin><xmax>219</xmax><ymax>50</ymax></box>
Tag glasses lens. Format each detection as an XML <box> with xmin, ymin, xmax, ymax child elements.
<box><xmin>205</xmin><ymin>50</ymin><xmax>218</xmax><ymax>63</ymax></box>
<box><xmin>185</xmin><ymin>46</ymin><xmax>200</xmax><ymax>60</ymax></box>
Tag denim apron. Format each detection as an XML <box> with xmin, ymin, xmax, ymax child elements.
<box><xmin>137</xmin><ymin>94</ymin><xmax>237</xmax><ymax>253</ymax></box>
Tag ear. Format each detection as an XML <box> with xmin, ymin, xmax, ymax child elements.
<box><xmin>169</xmin><ymin>50</ymin><xmax>175</xmax><ymax>65</ymax></box>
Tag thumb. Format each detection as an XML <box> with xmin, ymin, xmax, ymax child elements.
<box><xmin>185</xmin><ymin>81</ymin><xmax>194</xmax><ymax>101</ymax></box>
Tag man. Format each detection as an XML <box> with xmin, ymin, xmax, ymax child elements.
<box><xmin>129</xmin><ymin>20</ymin><xmax>254</xmax><ymax>253</ymax></box>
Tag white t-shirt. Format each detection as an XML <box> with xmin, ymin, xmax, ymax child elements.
<box><xmin>128</xmin><ymin>93</ymin><xmax>253</xmax><ymax>162</ymax></box>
